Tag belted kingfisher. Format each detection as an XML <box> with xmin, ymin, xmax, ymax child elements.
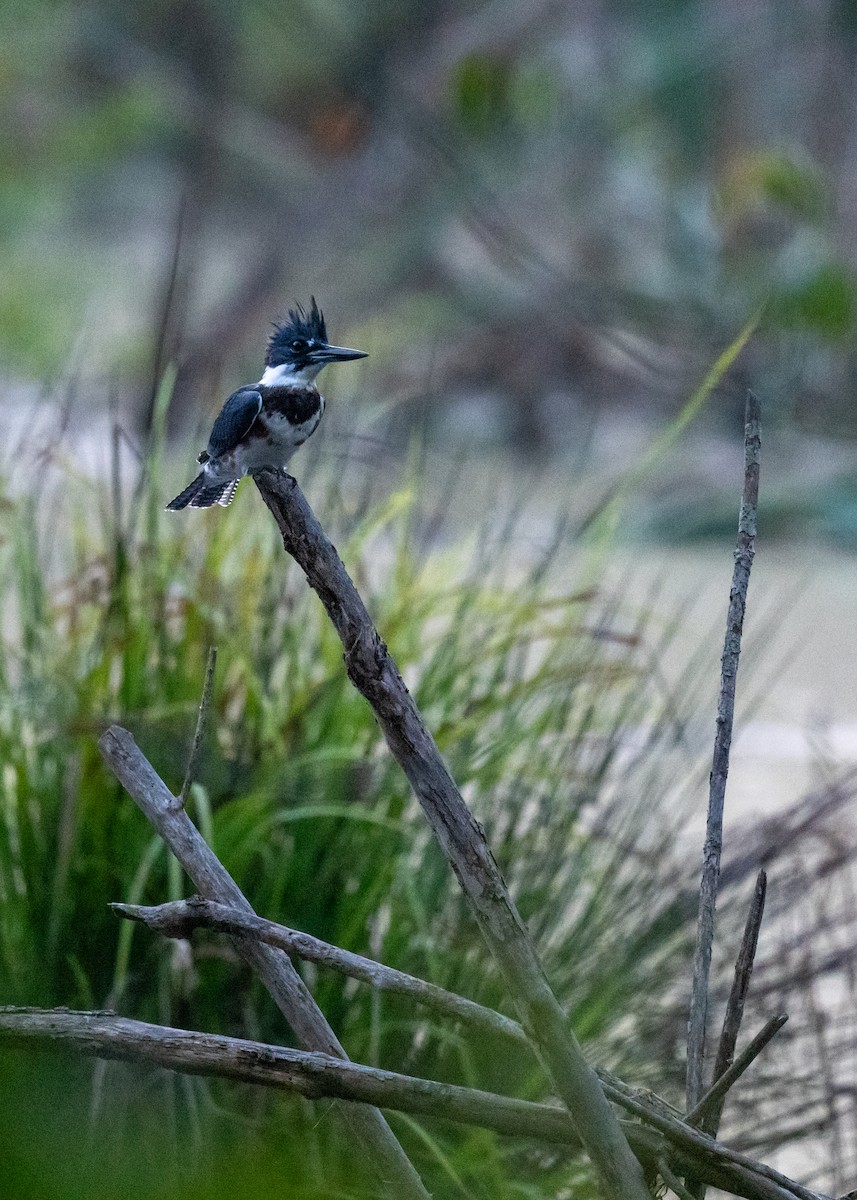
<box><xmin>166</xmin><ymin>299</ymin><xmax>367</xmax><ymax>510</ymax></box>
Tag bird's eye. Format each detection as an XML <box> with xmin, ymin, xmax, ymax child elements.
<box><xmin>291</xmin><ymin>338</ymin><xmax>307</xmax><ymax>353</ymax></box>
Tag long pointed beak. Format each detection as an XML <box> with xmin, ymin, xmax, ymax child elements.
<box><xmin>310</xmin><ymin>343</ymin><xmax>368</xmax><ymax>364</ymax></box>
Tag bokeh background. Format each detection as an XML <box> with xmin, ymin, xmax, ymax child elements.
<box><xmin>6</xmin><ymin>0</ymin><xmax>857</xmax><ymax>447</ymax></box>
<box><xmin>3</xmin><ymin>2</ymin><xmax>857</xmax><ymax>1197</ymax></box>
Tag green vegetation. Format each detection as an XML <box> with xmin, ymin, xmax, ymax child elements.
<box><xmin>0</xmin><ymin>387</ymin><xmax>708</xmax><ymax>1198</ymax></box>
<box><xmin>3</xmin><ymin>2</ymin><xmax>857</xmax><ymax>1192</ymax></box>
<box><xmin>0</xmin><ymin>379</ymin><xmax>851</xmax><ymax>1197</ymax></box>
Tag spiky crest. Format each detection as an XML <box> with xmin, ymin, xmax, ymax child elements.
<box><xmin>266</xmin><ymin>298</ymin><xmax>327</xmax><ymax>367</ymax></box>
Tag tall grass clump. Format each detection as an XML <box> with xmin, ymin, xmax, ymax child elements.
<box><xmin>1</xmin><ymin>385</ymin><xmax>855</xmax><ymax>1197</ymax></box>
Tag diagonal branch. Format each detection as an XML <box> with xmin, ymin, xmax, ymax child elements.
<box><xmin>0</xmin><ymin>1008</ymin><xmax>830</xmax><ymax>1200</ymax></box>
<box><xmin>660</xmin><ymin>1155</ymin><xmax>699</xmax><ymax>1200</ymax></box>
<box><xmin>686</xmin><ymin>1014</ymin><xmax>788</xmax><ymax>1130</ymax></box>
<box><xmin>105</xmin><ymin>897</ymin><xmax>804</xmax><ymax>1197</ymax></box>
<box><xmin>111</xmin><ymin>897</ymin><xmax>529</xmax><ymax>1046</ymax></box>
<box><xmin>254</xmin><ymin>469</ymin><xmax>651</xmax><ymax>1200</ymax></box>
<box><xmin>110</xmin><ymin>896</ymin><xmax>783</xmax><ymax>1166</ymax></box>
<box><xmin>98</xmin><ymin>726</ymin><xmax>429</xmax><ymax>1200</ymax></box>
<box><xmin>686</xmin><ymin>390</ymin><xmax>761</xmax><ymax>1110</ymax></box>
<box><xmin>694</xmin><ymin>871</ymin><xmax>769</xmax><ymax>1135</ymax></box>
<box><xmin>0</xmin><ymin>1006</ymin><xmax>588</xmax><ymax>1150</ymax></box>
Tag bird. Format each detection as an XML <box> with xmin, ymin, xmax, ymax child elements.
<box><xmin>166</xmin><ymin>299</ymin><xmax>367</xmax><ymax>510</ymax></box>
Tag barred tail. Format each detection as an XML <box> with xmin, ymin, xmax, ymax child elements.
<box><xmin>166</xmin><ymin>474</ymin><xmax>239</xmax><ymax>511</ymax></box>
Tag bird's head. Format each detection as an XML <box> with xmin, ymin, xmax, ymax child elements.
<box><xmin>263</xmin><ymin>298</ymin><xmax>367</xmax><ymax>385</ymax></box>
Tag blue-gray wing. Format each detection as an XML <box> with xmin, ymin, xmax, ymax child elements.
<box><xmin>206</xmin><ymin>387</ymin><xmax>263</xmax><ymax>459</ymax></box>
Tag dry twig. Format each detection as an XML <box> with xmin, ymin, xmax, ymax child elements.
<box><xmin>686</xmin><ymin>1014</ymin><xmax>788</xmax><ymax>1130</ymax></box>
<box><xmin>687</xmin><ymin>390</ymin><xmax>761</xmax><ymax>1109</ymax></box>
<box><xmin>176</xmin><ymin>644</ymin><xmax>217</xmax><ymax>809</ymax></box>
<box><xmin>111</xmin><ymin>897</ymin><xmax>528</xmax><ymax>1045</ymax></box>
<box><xmin>694</xmin><ymin>871</ymin><xmax>769</xmax><ymax>1135</ymax></box>
<box><xmin>254</xmin><ymin>469</ymin><xmax>651</xmax><ymax>1200</ymax></box>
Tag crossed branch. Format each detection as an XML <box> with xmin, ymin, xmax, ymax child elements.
<box><xmin>0</xmin><ymin>392</ymin><xmax>843</xmax><ymax>1200</ymax></box>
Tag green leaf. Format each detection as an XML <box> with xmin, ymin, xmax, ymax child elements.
<box><xmin>452</xmin><ymin>54</ymin><xmax>511</xmax><ymax>134</ymax></box>
<box><xmin>717</xmin><ymin>150</ymin><xmax>830</xmax><ymax>224</ymax></box>
<box><xmin>768</xmin><ymin>263</ymin><xmax>856</xmax><ymax>338</ymax></box>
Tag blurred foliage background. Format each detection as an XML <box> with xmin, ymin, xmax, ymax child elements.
<box><xmin>3</xmin><ymin>0</ymin><xmax>857</xmax><ymax>462</ymax></box>
<box><xmin>3</xmin><ymin>1</ymin><xmax>857</xmax><ymax>1198</ymax></box>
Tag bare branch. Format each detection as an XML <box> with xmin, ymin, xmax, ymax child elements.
<box><xmin>0</xmin><ymin>1008</ymin><xmax>832</xmax><ymax>1200</ymax></box>
<box><xmin>115</xmin><ymin>894</ymin><xmax>799</xmax><ymax>1182</ymax></box>
<box><xmin>686</xmin><ymin>1014</ymin><xmax>788</xmax><ymax>1129</ymax></box>
<box><xmin>694</xmin><ymin>872</ymin><xmax>769</xmax><ymax>1135</ymax></box>
<box><xmin>109</xmin><ymin>896</ymin><xmax>806</xmax><ymax>1197</ymax></box>
<box><xmin>660</xmin><ymin>1155</ymin><xmax>699</xmax><ymax>1200</ymax></box>
<box><xmin>590</xmin><ymin>1071</ymin><xmax>824</xmax><ymax>1200</ymax></box>
<box><xmin>176</xmin><ymin>644</ymin><xmax>218</xmax><ymax>810</ymax></box>
<box><xmin>716</xmin><ymin>872</ymin><xmax>768</xmax><ymax>1076</ymax></box>
<box><xmin>687</xmin><ymin>390</ymin><xmax>761</xmax><ymax>1110</ymax></box>
<box><xmin>98</xmin><ymin>726</ymin><xmax>429</xmax><ymax>1200</ymax></box>
<box><xmin>254</xmin><ymin>469</ymin><xmax>651</xmax><ymax>1200</ymax></box>
<box><xmin>0</xmin><ymin>1006</ymin><xmax>590</xmax><ymax>1147</ymax></box>
<box><xmin>111</xmin><ymin>897</ymin><xmax>529</xmax><ymax>1046</ymax></box>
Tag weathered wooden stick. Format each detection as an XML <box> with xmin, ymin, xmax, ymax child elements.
<box><xmin>254</xmin><ymin>469</ymin><xmax>651</xmax><ymax>1200</ymax></box>
<box><xmin>696</xmin><ymin>871</ymin><xmax>769</xmax><ymax>1135</ymax></box>
<box><xmin>686</xmin><ymin>391</ymin><xmax>761</xmax><ymax>1110</ymax></box>
<box><xmin>686</xmin><ymin>1014</ymin><xmax>788</xmax><ymax>1130</ymax></box>
<box><xmin>581</xmin><ymin>1075</ymin><xmax>823</xmax><ymax>1200</ymax></box>
<box><xmin>0</xmin><ymin>1006</ymin><xmax>584</xmax><ymax>1147</ymax></box>
<box><xmin>0</xmin><ymin>1008</ymin><xmax>829</xmax><ymax>1200</ymax></box>
<box><xmin>98</xmin><ymin>726</ymin><xmax>429</xmax><ymax>1200</ymax></box>
<box><xmin>111</xmin><ymin>897</ymin><xmax>528</xmax><ymax>1046</ymax></box>
<box><xmin>108</xmin><ymin>897</ymin><xmax>774</xmax><ymax>1163</ymax></box>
